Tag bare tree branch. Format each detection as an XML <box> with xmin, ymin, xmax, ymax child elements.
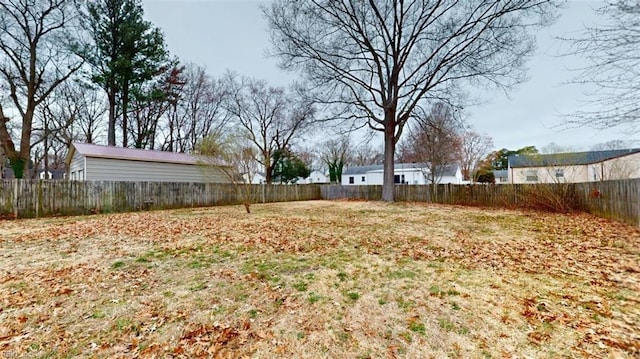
<box><xmin>265</xmin><ymin>0</ymin><xmax>562</xmax><ymax>201</ymax></box>
<box><xmin>0</xmin><ymin>0</ymin><xmax>83</xmax><ymax>177</ymax></box>
<box><xmin>560</xmin><ymin>1</ymin><xmax>640</xmax><ymax>135</ymax></box>
<box><xmin>224</xmin><ymin>75</ymin><xmax>316</xmax><ymax>184</ymax></box>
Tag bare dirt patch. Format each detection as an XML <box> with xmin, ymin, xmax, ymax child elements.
<box><xmin>1</xmin><ymin>200</ymin><xmax>638</xmax><ymax>358</ymax></box>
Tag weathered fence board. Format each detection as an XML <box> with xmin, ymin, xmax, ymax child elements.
<box><xmin>0</xmin><ymin>180</ymin><xmax>322</xmax><ymax>219</ymax></box>
<box><xmin>2</xmin><ymin>179</ymin><xmax>638</xmax><ymax>226</ymax></box>
<box><xmin>322</xmin><ymin>180</ymin><xmax>640</xmax><ymax>227</ymax></box>
<box><xmin>574</xmin><ymin>179</ymin><xmax>640</xmax><ymax>226</ymax></box>
<box><xmin>321</xmin><ymin>183</ymin><xmax>530</xmax><ymax>207</ymax></box>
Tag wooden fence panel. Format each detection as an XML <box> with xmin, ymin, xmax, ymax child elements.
<box><xmin>575</xmin><ymin>179</ymin><xmax>640</xmax><ymax>226</ymax></box>
<box><xmin>2</xmin><ymin>179</ymin><xmax>638</xmax><ymax>226</ymax></box>
<box><xmin>322</xmin><ymin>182</ymin><xmax>640</xmax><ymax>227</ymax></box>
<box><xmin>0</xmin><ymin>180</ymin><xmax>322</xmax><ymax>219</ymax></box>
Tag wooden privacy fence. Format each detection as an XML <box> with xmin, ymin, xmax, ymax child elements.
<box><xmin>0</xmin><ymin>180</ymin><xmax>322</xmax><ymax>218</ymax></box>
<box><xmin>574</xmin><ymin>179</ymin><xmax>640</xmax><ymax>227</ymax></box>
<box><xmin>321</xmin><ymin>180</ymin><xmax>640</xmax><ymax>227</ymax></box>
<box><xmin>1</xmin><ymin>179</ymin><xmax>638</xmax><ymax>226</ymax></box>
<box><xmin>321</xmin><ymin>183</ymin><xmax>561</xmax><ymax>206</ymax></box>
<box><xmin>321</xmin><ymin>183</ymin><xmax>527</xmax><ymax>205</ymax></box>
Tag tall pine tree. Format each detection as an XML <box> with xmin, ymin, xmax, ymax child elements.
<box><xmin>82</xmin><ymin>0</ymin><xmax>168</xmax><ymax>147</ymax></box>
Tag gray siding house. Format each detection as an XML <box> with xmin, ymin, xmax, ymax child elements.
<box><xmin>66</xmin><ymin>143</ymin><xmax>230</xmax><ymax>183</ymax></box>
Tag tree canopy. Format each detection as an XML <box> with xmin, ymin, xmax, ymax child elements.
<box><xmin>82</xmin><ymin>0</ymin><xmax>169</xmax><ymax>147</ymax></box>
<box><xmin>272</xmin><ymin>149</ymin><xmax>311</xmax><ymax>184</ymax></box>
<box><xmin>265</xmin><ymin>0</ymin><xmax>562</xmax><ymax>201</ymax></box>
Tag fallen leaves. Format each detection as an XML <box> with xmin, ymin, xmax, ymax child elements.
<box><xmin>0</xmin><ymin>200</ymin><xmax>638</xmax><ymax>358</ymax></box>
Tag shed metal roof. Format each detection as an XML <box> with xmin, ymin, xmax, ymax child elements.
<box><xmin>508</xmin><ymin>149</ymin><xmax>640</xmax><ymax>168</ymax></box>
<box><xmin>70</xmin><ymin>143</ymin><xmax>228</xmax><ymax>166</ymax></box>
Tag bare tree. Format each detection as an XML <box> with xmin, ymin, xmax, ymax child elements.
<box><xmin>225</xmin><ymin>75</ymin><xmax>315</xmax><ymax>184</ymax></box>
<box><xmin>590</xmin><ymin>140</ymin><xmax>637</xmax><ymax>151</ymax></box>
<box><xmin>399</xmin><ymin>103</ymin><xmax>462</xmax><ymax>185</ymax></box>
<box><xmin>168</xmin><ymin>64</ymin><xmax>230</xmax><ymax>153</ymax></box>
<box><xmin>540</xmin><ymin>142</ymin><xmax>576</xmax><ymax>155</ymax></box>
<box><xmin>0</xmin><ymin>0</ymin><xmax>83</xmax><ymax>178</ymax></box>
<box><xmin>129</xmin><ymin>65</ymin><xmax>182</xmax><ymax>150</ymax></box>
<box><xmin>460</xmin><ymin>130</ymin><xmax>494</xmax><ymax>181</ymax></box>
<box><xmin>198</xmin><ymin>133</ymin><xmax>259</xmax><ymax>214</ymax></box>
<box><xmin>350</xmin><ymin>143</ymin><xmax>384</xmax><ymax>166</ymax></box>
<box><xmin>563</xmin><ymin>1</ymin><xmax>640</xmax><ymax>134</ymax></box>
<box><xmin>31</xmin><ymin>80</ymin><xmax>105</xmax><ymax>178</ymax></box>
<box><xmin>319</xmin><ymin>136</ymin><xmax>350</xmax><ymax>183</ymax></box>
<box><xmin>265</xmin><ymin>0</ymin><xmax>561</xmax><ymax>201</ymax></box>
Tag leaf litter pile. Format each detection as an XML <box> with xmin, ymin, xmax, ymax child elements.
<box><xmin>1</xmin><ymin>200</ymin><xmax>638</xmax><ymax>358</ymax></box>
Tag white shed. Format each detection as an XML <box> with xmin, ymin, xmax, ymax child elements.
<box><xmin>66</xmin><ymin>143</ymin><xmax>231</xmax><ymax>183</ymax></box>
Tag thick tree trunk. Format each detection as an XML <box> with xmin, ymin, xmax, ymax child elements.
<box><xmin>382</xmin><ymin>123</ymin><xmax>396</xmax><ymax>202</ymax></box>
<box><xmin>44</xmin><ymin>129</ymin><xmax>49</xmax><ymax>179</ymax></box>
<box><xmin>8</xmin><ymin>156</ymin><xmax>27</xmax><ymax>179</ymax></box>
<box><xmin>264</xmin><ymin>155</ymin><xmax>272</xmax><ymax>185</ymax></box>
<box><xmin>16</xmin><ymin>107</ymin><xmax>36</xmax><ymax>179</ymax></box>
<box><xmin>107</xmin><ymin>88</ymin><xmax>116</xmax><ymax>146</ymax></box>
<box><xmin>1</xmin><ymin>112</ymin><xmax>33</xmax><ymax>178</ymax></box>
<box><xmin>122</xmin><ymin>80</ymin><xmax>129</xmax><ymax>147</ymax></box>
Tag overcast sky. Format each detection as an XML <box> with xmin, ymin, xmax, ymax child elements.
<box><xmin>142</xmin><ymin>0</ymin><xmax>633</xmax><ymax>153</ymax></box>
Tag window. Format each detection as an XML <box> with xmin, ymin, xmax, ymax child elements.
<box><xmin>361</xmin><ymin>176</ymin><xmax>365</xmax><ymax>182</ymax></box>
<box><xmin>394</xmin><ymin>174</ymin><xmax>406</xmax><ymax>184</ymax></box>
<box><xmin>78</xmin><ymin>170</ymin><xmax>84</xmax><ymax>181</ymax></box>
<box><xmin>525</xmin><ymin>170</ymin><xmax>538</xmax><ymax>182</ymax></box>
<box><xmin>555</xmin><ymin>169</ymin><xmax>564</xmax><ymax>178</ymax></box>
<box><xmin>349</xmin><ymin>176</ymin><xmax>354</xmax><ymax>184</ymax></box>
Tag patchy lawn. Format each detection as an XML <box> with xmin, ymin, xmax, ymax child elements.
<box><xmin>0</xmin><ymin>200</ymin><xmax>639</xmax><ymax>358</ymax></box>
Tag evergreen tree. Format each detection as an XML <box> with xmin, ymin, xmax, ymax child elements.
<box><xmin>82</xmin><ymin>0</ymin><xmax>168</xmax><ymax>146</ymax></box>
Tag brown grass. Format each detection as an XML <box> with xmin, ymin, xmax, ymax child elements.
<box><xmin>1</xmin><ymin>200</ymin><xmax>639</xmax><ymax>358</ymax></box>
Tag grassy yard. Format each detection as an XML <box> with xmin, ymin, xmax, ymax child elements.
<box><xmin>0</xmin><ymin>200</ymin><xmax>639</xmax><ymax>358</ymax></box>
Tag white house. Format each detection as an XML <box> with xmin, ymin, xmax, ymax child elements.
<box><xmin>493</xmin><ymin>170</ymin><xmax>509</xmax><ymax>184</ymax></box>
<box><xmin>508</xmin><ymin>149</ymin><xmax>640</xmax><ymax>184</ymax></box>
<box><xmin>297</xmin><ymin>170</ymin><xmax>329</xmax><ymax>184</ymax></box>
<box><xmin>342</xmin><ymin>163</ymin><xmax>463</xmax><ymax>185</ymax></box>
<box><xmin>243</xmin><ymin>171</ymin><xmax>266</xmax><ymax>184</ymax></box>
<box><xmin>66</xmin><ymin>143</ymin><xmax>230</xmax><ymax>183</ymax></box>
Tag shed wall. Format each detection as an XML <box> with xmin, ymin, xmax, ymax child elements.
<box><xmin>69</xmin><ymin>150</ymin><xmax>85</xmax><ymax>180</ymax></box>
<box><xmin>84</xmin><ymin>157</ymin><xmax>229</xmax><ymax>183</ymax></box>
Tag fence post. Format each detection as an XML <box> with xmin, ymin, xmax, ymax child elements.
<box><xmin>36</xmin><ymin>180</ymin><xmax>40</xmax><ymax>218</ymax></box>
<box><xmin>13</xmin><ymin>178</ymin><xmax>18</xmax><ymax>218</ymax></box>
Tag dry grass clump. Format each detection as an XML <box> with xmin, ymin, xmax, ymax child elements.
<box><xmin>1</xmin><ymin>200</ymin><xmax>639</xmax><ymax>358</ymax></box>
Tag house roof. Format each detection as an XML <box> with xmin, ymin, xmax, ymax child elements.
<box><xmin>69</xmin><ymin>143</ymin><xmax>228</xmax><ymax>166</ymax></box>
<box><xmin>493</xmin><ymin>170</ymin><xmax>508</xmax><ymax>178</ymax></box>
<box><xmin>508</xmin><ymin>148</ymin><xmax>640</xmax><ymax>168</ymax></box>
<box><xmin>433</xmin><ymin>164</ymin><xmax>461</xmax><ymax>177</ymax></box>
<box><xmin>343</xmin><ymin>163</ymin><xmax>459</xmax><ymax>177</ymax></box>
<box><xmin>343</xmin><ymin>165</ymin><xmax>384</xmax><ymax>175</ymax></box>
